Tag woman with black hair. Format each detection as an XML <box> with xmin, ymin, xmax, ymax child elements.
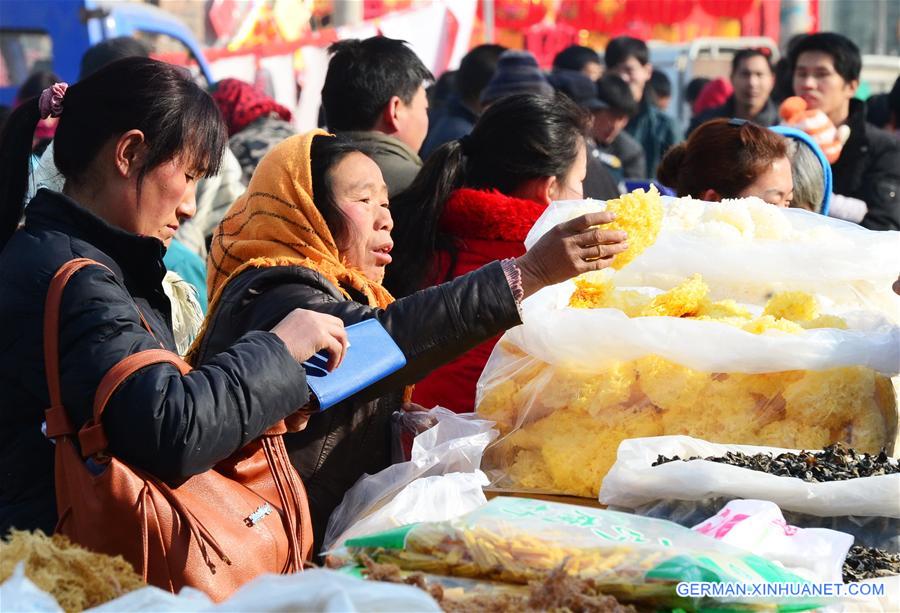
<box><xmin>190</xmin><ymin>126</ymin><xmax>628</xmax><ymax>551</ymax></box>
<box><xmin>0</xmin><ymin>57</ymin><xmax>347</xmax><ymax>552</ymax></box>
<box><xmin>385</xmin><ymin>92</ymin><xmax>599</xmax><ymax>414</ymax></box>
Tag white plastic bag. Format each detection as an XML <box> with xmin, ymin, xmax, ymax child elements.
<box><xmin>692</xmin><ymin>499</ymin><xmax>854</xmax><ymax>583</ymax></box>
<box><xmin>477</xmin><ymin>196</ymin><xmax>900</xmax><ymax>498</ymax></box>
<box><xmin>86</xmin><ymin>586</ymin><xmax>212</xmax><ymax>611</ymax></box>
<box><xmin>600</xmin><ymin>435</ymin><xmax>900</xmax><ymax>550</ymax></box>
<box><xmin>0</xmin><ymin>563</ymin><xmax>62</xmax><ymax>612</ymax></box>
<box><xmin>209</xmin><ymin>569</ymin><xmax>441</xmax><ymax>612</ymax></box>
<box><xmin>525</xmin><ymin>198</ymin><xmax>900</xmax><ymax>322</ymax></box>
<box><xmin>515</xmin><ymin>197</ymin><xmax>900</xmax><ymax>373</ymax></box>
<box><xmin>323</xmin><ymin>408</ymin><xmax>496</xmax><ymax>551</ymax></box>
<box><xmin>327</xmin><ymin>471</ymin><xmax>489</xmax><ymax>549</ymax></box>
<box><xmin>600</xmin><ymin>435</ymin><xmax>900</xmax><ymax>518</ymax></box>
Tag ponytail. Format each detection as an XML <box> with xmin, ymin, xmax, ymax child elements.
<box><xmin>384</xmin><ymin>140</ymin><xmax>466</xmax><ymax>297</ymax></box>
<box><xmin>0</xmin><ymin>98</ymin><xmax>41</xmax><ymax>249</ymax></box>
<box><xmin>385</xmin><ymin>92</ymin><xmax>587</xmax><ymax>297</ymax></box>
<box><xmin>656</xmin><ymin>141</ymin><xmax>687</xmax><ymax>193</ymax></box>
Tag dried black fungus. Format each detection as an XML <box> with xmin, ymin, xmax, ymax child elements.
<box><xmin>652</xmin><ymin>443</ymin><xmax>899</xmax><ymax>483</ymax></box>
<box><xmin>842</xmin><ymin>545</ymin><xmax>900</xmax><ymax>582</ymax></box>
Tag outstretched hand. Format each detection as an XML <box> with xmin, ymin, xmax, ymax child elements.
<box><xmin>516</xmin><ymin>211</ymin><xmax>628</xmax><ymax>298</ymax></box>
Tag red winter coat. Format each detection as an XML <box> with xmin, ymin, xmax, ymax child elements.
<box><xmin>412</xmin><ymin>188</ymin><xmax>546</xmax><ymax>413</ymax></box>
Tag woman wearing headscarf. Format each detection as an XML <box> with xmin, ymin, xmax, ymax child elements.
<box><xmin>190</xmin><ymin>129</ymin><xmax>629</xmax><ymax>549</ymax></box>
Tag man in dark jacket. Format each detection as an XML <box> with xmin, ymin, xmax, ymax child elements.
<box><xmin>688</xmin><ymin>48</ymin><xmax>778</xmax><ymax>135</ymax></box>
<box><xmin>552</xmin><ymin>44</ymin><xmax>603</xmax><ymax>82</ymax></box>
<box><xmin>605</xmin><ymin>36</ymin><xmax>681</xmax><ymax>179</ymax></box>
<box><xmin>550</xmin><ymin>70</ymin><xmax>620</xmax><ymax>199</ymax></box>
<box><xmin>791</xmin><ymin>32</ymin><xmax>900</xmax><ymax>230</ymax></box>
<box><xmin>594</xmin><ymin>74</ymin><xmax>647</xmax><ymax>182</ymax></box>
<box><xmin>421</xmin><ymin>44</ymin><xmax>506</xmax><ymax>159</ymax></box>
<box><xmin>321</xmin><ymin>37</ymin><xmax>433</xmax><ymax>197</ymax></box>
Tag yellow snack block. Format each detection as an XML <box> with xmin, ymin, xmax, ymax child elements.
<box><xmin>479</xmin><ymin>357</ymin><xmax>897</xmax><ymax>498</ymax></box>
<box><xmin>764</xmin><ymin>291</ymin><xmax>819</xmax><ymax>322</ymax></box>
<box><xmin>603</xmin><ymin>186</ymin><xmax>664</xmax><ymax>269</ymax></box>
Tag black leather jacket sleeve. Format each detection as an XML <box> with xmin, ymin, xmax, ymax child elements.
<box><xmin>858</xmin><ymin>133</ymin><xmax>900</xmax><ymax>231</ymax></box>
<box><xmin>217</xmin><ymin>261</ymin><xmax>522</xmax><ymax>402</ymax></box>
<box><xmin>58</xmin><ymin>267</ymin><xmax>310</xmax><ymax>481</ymax></box>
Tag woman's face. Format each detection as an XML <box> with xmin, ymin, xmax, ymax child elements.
<box><xmin>737</xmin><ymin>155</ymin><xmax>794</xmax><ymax>207</ymax></box>
<box><xmin>548</xmin><ymin>140</ymin><xmax>587</xmax><ymax>201</ymax></box>
<box><xmin>127</xmin><ymin>157</ymin><xmax>199</xmax><ymax>247</ymax></box>
<box><xmin>331</xmin><ymin>152</ymin><xmax>393</xmax><ymax>282</ymax></box>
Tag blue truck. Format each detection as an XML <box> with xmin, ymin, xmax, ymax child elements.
<box><xmin>0</xmin><ymin>0</ymin><xmax>214</xmax><ymax>106</ymax></box>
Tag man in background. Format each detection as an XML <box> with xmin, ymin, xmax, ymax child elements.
<box><xmin>791</xmin><ymin>32</ymin><xmax>899</xmax><ymax>230</ymax></box>
<box><xmin>552</xmin><ymin>45</ymin><xmax>603</xmax><ymax>82</ymax></box>
<box><xmin>593</xmin><ymin>74</ymin><xmax>646</xmax><ymax>182</ymax></box>
<box><xmin>550</xmin><ymin>70</ymin><xmax>620</xmax><ymax>199</ymax></box>
<box><xmin>322</xmin><ymin>37</ymin><xmax>433</xmax><ymax>196</ymax></box>
<box><xmin>605</xmin><ymin>36</ymin><xmax>680</xmax><ymax>178</ymax></box>
<box><xmin>688</xmin><ymin>48</ymin><xmax>777</xmax><ymax>135</ymax></box>
<box><xmin>420</xmin><ymin>44</ymin><xmax>506</xmax><ymax>158</ymax></box>
<box><xmin>648</xmin><ymin>70</ymin><xmax>672</xmax><ymax>112</ymax></box>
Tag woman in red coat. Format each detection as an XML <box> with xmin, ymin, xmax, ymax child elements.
<box><xmin>387</xmin><ymin>93</ymin><xmax>598</xmax><ymax>412</ymax></box>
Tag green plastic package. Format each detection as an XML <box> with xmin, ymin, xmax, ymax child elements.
<box><xmin>342</xmin><ymin>497</ymin><xmax>824</xmax><ymax>611</ymax></box>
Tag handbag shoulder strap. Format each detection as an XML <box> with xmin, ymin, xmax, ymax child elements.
<box><xmin>78</xmin><ymin>349</ymin><xmax>191</xmax><ymax>457</ymax></box>
<box><xmin>43</xmin><ymin>258</ymin><xmax>111</xmax><ymax>438</ymax></box>
<box><xmin>42</xmin><ymin>258</ymin><xmax>177</xmax><ymax>450</ymax></box>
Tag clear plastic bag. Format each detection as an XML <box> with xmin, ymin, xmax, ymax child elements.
<box><xmin>0</xmin><ymin>563</ymin><xmax>62</xmax><ymax>613</ymax></box>
<box><xmin>339</xmin><ymin>496</ymin><xmax>820</xmax><ymax>610</ymax></box>
<box><xmin>690</xmin><ymin>499</ymin><xmax>854</xmax><ymax>583</ymax></box>
<box><xmin>476</xmin><ymin>197</ymin><xmax>900</xmax><ymax>497</ymax></box>
<box><xmin>209</xmin><ymin>569</ymin><xmax>441</xmax><ymax>612</ymax></box>
<box><xmin>599</xmin><ymin>435</ymin><xmax>900</xmax><ymax>551</ymax></box>
<box><xmin>323</xmin><ymin>408</ymin><xmax>496</xmax><ymax>551</ymax></box>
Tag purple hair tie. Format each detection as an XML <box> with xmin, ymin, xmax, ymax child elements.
<box><xmin>39</xmin><ymin>82</ymin><xmax>69</xmax><ymax>119</ymax></box>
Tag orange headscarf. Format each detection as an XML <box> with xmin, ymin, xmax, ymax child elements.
<box><xmin>206</xmin><ymin>129</ymin><xmax>395</xmax><ymax>311</ymax></box>
<box><xmin>188</xmin><ymin>130</ymin><xmax>397</xmax><ymax>365</ymax></box>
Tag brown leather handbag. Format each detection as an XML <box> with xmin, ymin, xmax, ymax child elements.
<box><xmin>42</xmin><ymin>258</ymin><xmax>313</xmax><ymax>601</ymax></box>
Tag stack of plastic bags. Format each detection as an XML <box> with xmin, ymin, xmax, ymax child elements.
<box><xmin>477</xmin><ymin>189</ymin><xmax>900</xmax><ymax>497</ymax></box>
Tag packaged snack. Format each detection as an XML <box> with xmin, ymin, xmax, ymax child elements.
<box><xmin>340</xmin><ymin>497</ymin><xmax>819</xmax><ymax>610</ymax></box>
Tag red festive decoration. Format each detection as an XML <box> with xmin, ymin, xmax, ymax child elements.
<box><xmin>699</xmin><ymin>0</ymin><xmax>757</xmax><ymax>18</ymax></box>
<box><xmin>364</xmin><ymin>0</ymin><xmax>413</xmax><ymax>21</ymax></box>
<box><xmin>630</xmin><ymin>0</ymin><xmax>695</xmax><ymax>25</ymax></box>
<box><xmin>558</xmin><ymin>0</ymin><xmax>628</xmax><ymax>32</ymax></box>
<box><xmin>524</xmin><ymin>22</ymin><xmax>579</xmax><ymax>67</ymax></box>
<box><xmin>479</xmin><ymin>0</ymin><xmax>549</xmax><ymax>30</ymax></box>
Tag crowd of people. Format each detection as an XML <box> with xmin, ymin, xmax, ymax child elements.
<box><xmin>0</xmin><ymin>27</ymin><xmax>897</xmax><ymax>595</ymax></box>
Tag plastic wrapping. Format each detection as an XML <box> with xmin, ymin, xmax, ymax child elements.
<box><xmin>340</xmin><ymin>496</ymin><xmax>820</xmax><ymax>610</ymax></box>
<box><xmin>0</xmin><ymin>565</ymin><xmax>440</xmax><ymax>612</ymax></box>
<box><xmin>691</xmin><ymin>499</ymin><xmax>854</xmax><ymax>583</ymax></box>
<box><xmin>323</xmin><ymin>408</ymin><xmax>496</xmax><ymax>551</ymax></box>
<box><xmin>600</xmin><ymin>436</ymin><xmax>900</xmax><ymax>551</ymax></box>
<box><xmin>0</xmin><ymin>563</ymin><xmax>63</xmax><ymax>613</ymax></box>
<box><xmin>476</xmin><ymin>196</ymin><xmax>900</xmax><ymax>497</ymax></box>
<box><xmin>207</xmin><ymin>569</ymin><xmax>441</xmax><ymax>612</ymax></box>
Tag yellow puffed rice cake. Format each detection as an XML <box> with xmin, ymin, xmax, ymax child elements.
<box><xmin>480</xmin><ymin>356</ymin><xmax>897</xmax><ymax>497</ymax></box>
<box><xmin>602</xmin><ymin>186</ymin><xmax>664</xmax><ymax>269</ymax></box>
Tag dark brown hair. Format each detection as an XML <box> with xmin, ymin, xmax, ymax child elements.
<box><xmin>657</xmin><ymin>118</ymin><xmax>788</xmax><ymax>199</ymax></box>
<box><xmin>0</xmin><ymin>57</ymin><xmax>226</xmax><ymax>248</ymax></box>
<box><xmin>385</xmin><ymin>92</ymin><xmax>589</xmax><ymax>297</ymax></box>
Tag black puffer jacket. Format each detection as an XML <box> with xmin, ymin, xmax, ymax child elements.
<box><xmin>191</xmin><ymin>262</ymin><xmax>521</xmax><ymax>549</ymax></box>
<box><xmin>0</xmin><ymin>190</ymin><xmax>310</xmax><ymax>535</ymax></box>
<box><xmin>833</xmin><ymin>99</ymin><xmax>900</xmax><ymax>231</ymax></box>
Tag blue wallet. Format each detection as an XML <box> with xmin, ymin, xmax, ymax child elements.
<box><xmin>302</xmin><ymin>318</ymin><xmax>406</xmax><ymax>410</ymax></box>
